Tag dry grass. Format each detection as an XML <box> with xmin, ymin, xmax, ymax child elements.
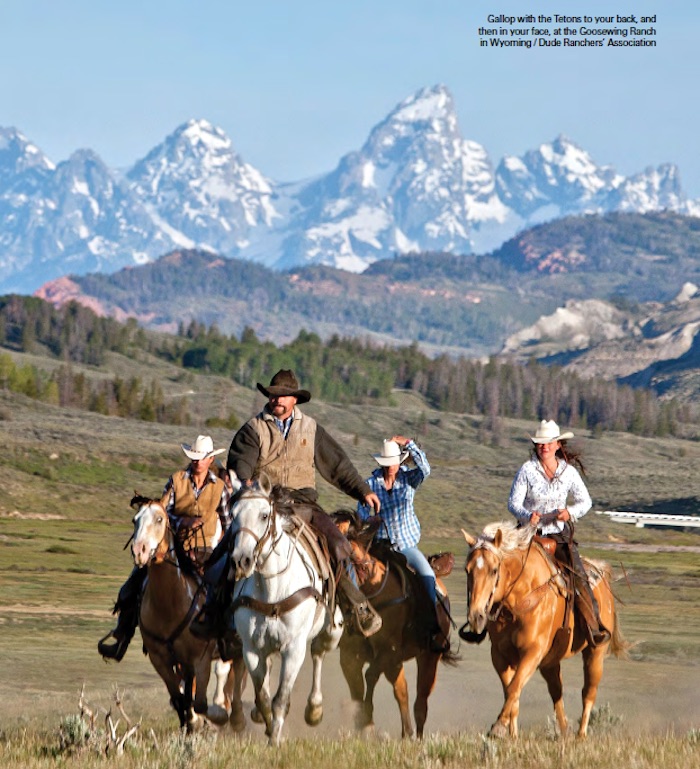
<box><xmin>0</xmin><ymin>362</ymin><xmax>698</xmax><ymax>765</ymax></box>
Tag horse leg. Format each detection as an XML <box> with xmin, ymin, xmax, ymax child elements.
<box><xmin>414</xmin><ymin>650</ymin><xmax>440</xmax><ymax>739</ymax></box>
<box><xmin>306</xmin><ymin>634</ymin><xmax>331</xmax><ymax>727</ymax></box>
<box><xmin>183</xmin><ymin>669</ymin><xmax>202</xmax><ymax>732</ymax></box>
<box><xmin>383</xmin><ymin>661</ymin><xmax>413</xmax><ymax>739</ymax></box>
<box><xmin>208</xmin><ymin>659</ymin><xmax>232</xmax><ymax>726</ymax></box>
<box><xmin>247</xmin><ymin>651</ymin><xmax>274</xmax><ymax>737</ymax></box>
<box><xmin>147</xmin><ymin>648</ymin><xmax>189</xmax><ymax>728</ymax></box>
<box><xmin>539</xmin><ymin>663</ymin><xmax>568</xmax><ymax>736</ymax></box>
<box><xmin>339</xmin><ymin>641</ymin><xmax>370</xmax><ymax>731</ymax></box>
<box><xmin>490</xmin><ymin>649</ymin><xmax>541</xmax><ymax>739</ymax></box>
<box><xmin>362</xmin><ymin>659</ymin><xmax>384</xmax><ymax>731</ymax></box>
<box><xmin>192</xmin><ymin>652</ymin><xmax>213</xmax><ymax>718</ymax></box>
<box><xmin>227</xmin><ymin>654</ymin><xmax>248</xmax><ymax>732</ymax></box>
<box><xmin>579</xmin><ymin>645</ymin><xmax>606</xmax><ymax>738</ymax></box>
<box><xmin>269</xmin><ymin>642</ymin><xmax>307</xmax><ymax>745</ymax></box>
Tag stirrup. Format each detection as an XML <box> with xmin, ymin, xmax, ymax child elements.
<box><xmin>354</xmin><ymin>604</ymin><xmax>382</xmax><ymax>637</ymax></box>
<box><xmin>97</xmin><ymin>631</ymin><xmax>130</xmax><ymax>662</ymax></box>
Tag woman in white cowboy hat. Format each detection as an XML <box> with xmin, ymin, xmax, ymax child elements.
<box><xmin>508</xmin><ymin>419</ymin><xmax>609</xmax><ymax>646</ymax></box>
<box><xmin>98</xmin><ymin>434</ymin><xmax>230</xmax><ymax>661</ymax></box>
<box><xmin>357</xmin><ymin>435</ymin><xmax>449</xmax><ymax>653</ymax></box>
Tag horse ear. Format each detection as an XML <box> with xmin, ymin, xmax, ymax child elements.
<box><xmin>257</xmin><ymin>472</ymin><xmax>272</xmax><ymax>497</ymax></box>
<box><xmin>228</xmin><ymin>469</ymin><xmax>243</xmax><ymax>495</ymax></box>
<box><xmin>494</xmin><ymin>529</ymin><xmax>503</xmax><ymax>549</ymax></box>
<box><xmin>336</xmin><ymin>519</ymin><xmax>350</xmax><ymax>536</ymax></box>
<box><xmin>461</xmin><ymin>528</ymin><xmax>477</xmax><ymax>547</ymax></box>
<box><xmin>130</xmin><ymin>492</ymin><xmax>147</xmax><ymax>510</ymax></box>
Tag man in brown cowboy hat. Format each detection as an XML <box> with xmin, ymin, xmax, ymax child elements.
<box><xmin>98</xmin><ymin>434</ymin><xmax>230</xmax><ymax>661</ymax></box>
<box><xmin>193</xmin><ymin>369</ymin><xmax>383</xmax><ymax>639</ymax></box>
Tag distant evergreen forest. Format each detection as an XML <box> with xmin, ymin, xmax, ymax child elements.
<box><xmin>0</xmin><ymin>294</ymin><xmax>691</xmax><ymax>438</ymax></box>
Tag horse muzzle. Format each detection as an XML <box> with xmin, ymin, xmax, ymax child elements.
<box><xmin>132</xmin><ymin>540</ymin><xmax>155</xmax><ymax>567</ymax></box>
<box><xmin>467</xmin><ymin>608</ymin><xmax>489</xmax><ymax>635</ymax></box>
<box><xmin>231</xmin><ymin>550</ymin><xmax>254</xmax><ymax>580</ymax></box>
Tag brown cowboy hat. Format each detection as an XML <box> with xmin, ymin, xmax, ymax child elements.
<box><xmin>256</xmin><ymin>369</ymin><xmax>311</xmax><ymax>404</ymax></box>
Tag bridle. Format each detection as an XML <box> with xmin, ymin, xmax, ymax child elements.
<box><xmin>229</xmin><ymin>491</ymin><xmax>322</xmax><ymax>617</ymax></box>
<box><xmin>230</xmin><ymin>493</ymin><xmax>299</xmax><ymax>579</ymax></box>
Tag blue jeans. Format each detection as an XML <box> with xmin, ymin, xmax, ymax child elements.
<box><xmin>399</xmin><ymin>546</ymin><xmax>437</xmax><ymax>604</ymax></box>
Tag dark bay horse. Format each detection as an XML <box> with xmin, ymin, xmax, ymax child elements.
<box><xmin>130</xmin><ymin>496</ymin><xmax>246</xmax><ymax>731</ymax></box>
<box><xmin>462</xmin><ymin>521</ymin><xmax>629</xmax><ymax>738</ymax></box>
<box><xmin>336</xmin><ymin>513</ymin><xmax>458</xmax><ymax>739</ymax></box>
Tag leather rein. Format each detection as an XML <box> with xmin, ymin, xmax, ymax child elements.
<box><xmin>471</xmin><ymin>534</ymin><xmax>557</xmax><ymax>623</ymax></box>
<box><xmin>130</xmin><ymin>517</ymin><xmax>207</xmax><ymax>657</ymax></box>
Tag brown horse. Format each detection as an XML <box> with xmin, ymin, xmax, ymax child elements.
<box><xmin>336</xmin><ymin>513</ymin><xmax>458</xmax><ymax>739</ymax></box>
<box><xmin>462</xmin><ymin>521</ymin><xmax>629</xmax><ymax>739</ymax></box>
<box><xmin>130</xmin><ymin>496</ymin><xmax>246</xmax><ymax>731</ymax></box>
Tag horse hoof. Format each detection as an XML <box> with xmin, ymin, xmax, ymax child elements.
<box><xmin>206</xmin><ymin>705</ymin><xmax>229</xmax><ymax>726</ymax></box>
<box><xmin>250</xmin><ymin>706</ymin><xmax>264</xmax><ymax>724</ymax></box>
<box><xmin>304</xmin><ymin>703</ymin><xmax>323</xmax><ymax>727</ymax></box>
<box><xmin>489</xmin><ymin>721</ymin><xmax>508</xmax><ymax>740</ymax></box>
<box><xmin>229</xmin><ymin>708</ymin><xmax>246</xmax><ymax>733</ymax></box>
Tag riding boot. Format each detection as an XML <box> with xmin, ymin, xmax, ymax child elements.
<box><xmin>574</xmin><ymin>578</ymin><xmax>610</xmax><ymax>646</ymax></box>
<box><xmin>571</xmin><ymin>555</ymin><xmax>610</xmax><ymax>647</ymax></box>
<box><xmin>191</xmin><ymin>552</ymin><xmax>231</xmax><ymax>640</ymax></box>
<box><xmin>428</xmin><ymin>603</ymin><xmax>450</xmax><ymax>653</ymax></box>
<box><xmin>97</xmin><ymin>567</ymin><xmax>145</xmax><ymax>661</ymax></box>
<box><xmin>418</xmin><ymin>575</ymin><xmax>450</xmax><ymax>653</ymax></box>
<box><xmin>338</xmin><ymin>573</ymin><xmax>382</xmax><ymax>637</ymax></box>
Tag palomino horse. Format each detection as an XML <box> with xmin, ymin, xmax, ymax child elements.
<box><xmin>336</xmin><ymin>512</ymin><xmax>457</xmax><ymax>739</ymax></box>
<box><xmin>130</xmin><ymin>496</ymin><xmax>246</xmax><ymax>731</ymax></box>
<box><xmin>227</xmin><ymin>476</ymin><xmax>343</xmax><ymax>745</ymax></box>
<box><xmin>462</xmin><ymin>521</ymin><xmax>629</xmax><ymax>738</ymax></box>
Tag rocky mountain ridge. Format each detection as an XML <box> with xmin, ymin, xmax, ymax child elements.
<box><xmin>1</xmin><ymin>85</ymin><xmax>696</xmax><ymax>293</ymax></box>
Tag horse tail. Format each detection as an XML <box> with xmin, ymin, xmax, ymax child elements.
<box><xmin>599</xmin><ymin>562</ymin><xmax>632</xmax><ymax>660</ymax></box>
<box><xmin>608</xmin><ymin>603</ymin><xmax>632</xmax><ymax>659</ymax></box>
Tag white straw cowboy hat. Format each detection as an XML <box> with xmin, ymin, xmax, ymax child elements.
<box><xmin>373</xmin><ymin>439</ymin><xmax>409</xmax><ymax>467</ymax></box>
<box><xmin>529</xmin><ymin>420</ymin><xmax>574</xmax><ymax>444</ymax></box>
<box><xmin>181</xmin><ymin>435</ymin><xmax>226</xmax><ymax>460</ymax></box>
<box><xmin>257</xmin><ymin>369</ymin><xmax>311</xmax><ymax>404</ymax></box>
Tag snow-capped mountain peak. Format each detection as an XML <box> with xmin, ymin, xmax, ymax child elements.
<box><xmin>126</xmin><ymin>119</ymin><xmax>278</xmax><ymax>253</ymax></box>
<box><xmin>0</xmin><ymin>84</ymin><xmax>696</xmax><ymax>293</ymax></box>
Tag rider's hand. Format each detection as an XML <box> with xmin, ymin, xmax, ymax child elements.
<box><xmin>391</xmin><ymin>435</ymin><xmax>410</xmax><ymax>448</ymax></box>
<box><xmin>365</xmin><ymin>492</ymin><xmax>381</xmax><ymax>514</ymax></box>
<box><xmin>557</xmin><ymin>508</ymin><xmax>570</xmax><ymax>522</ymax></box>
<box><xmin>530</xmin><ymin>512</ymin><xmax>541</xmax><ymax>527</ymax></box>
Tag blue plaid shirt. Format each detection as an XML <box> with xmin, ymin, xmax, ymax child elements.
<box><xmin>357</xmin><ymin>440</ymin><xmax>430</xmax><ymax>550</ymax></box>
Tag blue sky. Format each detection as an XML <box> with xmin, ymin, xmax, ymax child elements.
<box><xmin>2</xmin><ymin>1</ymin><xmax>696</xmax><ymax>194</ymax></box>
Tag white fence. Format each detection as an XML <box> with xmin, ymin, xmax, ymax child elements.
<box><xmin>595</xmin><ymin>510</ymin><xmax>700</xmax><ymax>529</ymax></box>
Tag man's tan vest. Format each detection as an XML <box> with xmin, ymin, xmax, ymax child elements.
<box><xmin>251</xmin><ymin>407</ymin><xmax>317</xmax><ymax>489</ymax></box>
<box><xmin>162</xmin><ymin>470</ymin><xmax>224</xmax><ymax>548</ymax></box>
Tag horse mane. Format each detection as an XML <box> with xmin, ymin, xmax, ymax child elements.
<box><xmin>331</xmin><ymin>509</ymin><xmax>382</xmax><ymax>550</ymax></box>
<box><xmin>480</xmin><ymin>520</ymin><xmax>534</xmax><ymax>554</ymax></box>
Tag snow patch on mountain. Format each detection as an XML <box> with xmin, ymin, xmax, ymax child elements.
<box><xmin>1</xmin><ymin>85</ymin><xmax>697</xmax><ymax>291</ymax></box>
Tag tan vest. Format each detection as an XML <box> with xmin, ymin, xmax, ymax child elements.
<box><xmin>251</xmin><ymin>407</ymin><xmax>317</xmax><ymax>489</ymax></box>
<box><xmin>162</xmin><ymin>470</ymin><xmax>224</xmax><ymax>548</ymax></box>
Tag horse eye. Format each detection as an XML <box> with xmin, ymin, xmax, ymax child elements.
<box><xmin>261</xmin><ymin>512</ymin><xmax>269</xmax><ymax>521</ymax></box>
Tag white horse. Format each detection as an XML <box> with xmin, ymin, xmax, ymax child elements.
<box><xmin>228</xmin><ymin>476</ymin><xmax>343</xmax><ymax>745</ymax></box>
<box><xmin>131</xmin><ymin>496</ymin><xmax>246</xmax><ymax>731</ymax></box>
